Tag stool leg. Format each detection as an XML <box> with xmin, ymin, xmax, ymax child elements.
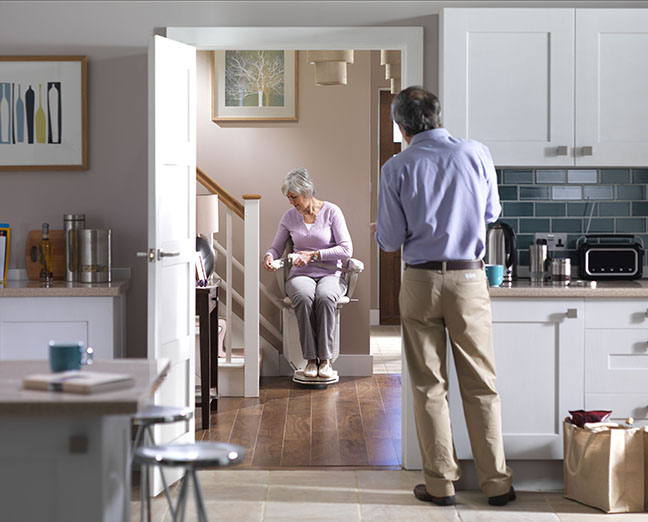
<box><xmin>174</xmin><ymin>471</ymin><xmax>190</xmax><ymax>522</ymax></box>
<box><xmin>191</xmin><ymin>469</ymin><xmax>209</xmax><ymax>522</ymax></box>
<box><xmin>131</xmin><ymin>424</ymin><xmax>145</xmax><ymax>465</ymax></box>
<box><xmin>145</xmin><ymin>426</ymin><xmax>176</xmax><ymax>518</ymax></box>
<box><xmin>139</xmin><ymin>463</ymin><xmax>148</xmax><ymax>522</ymax></box>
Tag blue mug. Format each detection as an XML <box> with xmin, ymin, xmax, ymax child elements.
<box><xmin>49</xmin><ymin>341</ymin><xmax>94</xmax><ymax>373</ymax></box>
<box><xmin>485</xmin><ymin>264</ymin><xmax>504</xmax><ymax>287</ymax></box>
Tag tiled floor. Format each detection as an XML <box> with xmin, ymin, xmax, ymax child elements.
<box><xmin>370</xmin><ymin>324</ymin><xmax>402</xmax><ymax>374</ymax></box>
<box><xmin>131</xmin><ymin>469</ymin><xmax>648</xmax><ymax>521</ymax></box>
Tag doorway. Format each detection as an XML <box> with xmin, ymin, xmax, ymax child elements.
<box><xmin>163</xmin><ymin>26</ymin><xmax>424</xmax><ymax>470</ymax></box>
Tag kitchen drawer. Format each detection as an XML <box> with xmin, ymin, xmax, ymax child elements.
<box><xmin>585</xmin><ymin>300</ymin><xmax>648</xmax><ymax>329</ymax></box>
<box><xmin>585</xmin><ymin>394</ymin><xmax>648</xmax><ymax>427</ymax></box>
<box><xmin>585</xmin><ymin>329</ymin><xmax>648</xmax><ymax>393</ymax></box>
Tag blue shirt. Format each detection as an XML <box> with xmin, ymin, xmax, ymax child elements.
<box><xmin>375</xmin><ymin>128</ymin><xmax>501</xmax><ymax>264</ymax></box>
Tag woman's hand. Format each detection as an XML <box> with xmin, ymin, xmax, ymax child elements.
<box><xmin>293</xmin><ymin>251</ymin><xmax>315</xmax><ymax>267</ymax></box>
<box><xmin>263</xmin><ymin>254</ymin><xmax>277</xmax><ymax>272</ymax></box>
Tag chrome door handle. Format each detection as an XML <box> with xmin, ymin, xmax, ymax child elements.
<box><xmin>566</xmin><ymin>308</ymin><xmax>578</xmax><ymax>319</ymax></box>
<box><xmin>136</xmin><ymin>249</ymin><xmax>155</xmax><ymax>262</ymax></box>
<box><xmin>158</xmin><ymin>250</ymin><xmax>180</xmax><ymax>260</ymax></box>
<box><xmin>556</xmin><ymin>146</ymin><xmax>568</xmax><ymax>156</ymax></box>
<box><xmin>581</xmin><ymin>146</ymin><xmax>593</xmax><ymax>156</ymax></box>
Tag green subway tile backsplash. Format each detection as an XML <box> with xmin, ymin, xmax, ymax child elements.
<box><xmin>493</xmin><ymin>166</ymin><xmax>648</xmax><ymax>271</ymax></box>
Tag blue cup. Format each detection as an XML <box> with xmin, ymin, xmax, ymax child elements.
<box><xmin>48</xmin><ymin>341</ymin><xmax>94</xmax><ymax>373</ymax></box>
<box><xmin>485</xmin><ymin>264</ymin><xmax>504</xmax><ymax>287</ymax></box>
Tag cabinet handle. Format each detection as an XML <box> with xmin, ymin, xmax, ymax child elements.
<box><xmin>581</xmin><ymin>146</ymin><xmax>593</xmax><ymax>156</ymax></box>
<box><xmin>556</xmin><ymin>146</ymin><xmax>568</xmax><ymax>156</ymax></box>
<box><xmin>566</xmin><ymin>308</ymin><xmax>578</xmax><ymax>319</ymax></box>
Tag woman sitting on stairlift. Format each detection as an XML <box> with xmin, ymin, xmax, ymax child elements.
<box><xmin>263</xmin><ymin>167</ymin><xmax>352</xmax><ymax>380</ymax></box>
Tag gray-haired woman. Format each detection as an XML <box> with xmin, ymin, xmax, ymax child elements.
<box><xmin>264</xmin><ymin>168</ymin><xmax>352</xmax><ymax>379</ymax></box>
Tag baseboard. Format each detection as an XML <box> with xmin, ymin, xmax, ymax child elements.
<box><xmin>370</xmin><ymin>309</ymin><xmax>380</xmax><ymax>326</ymax></box>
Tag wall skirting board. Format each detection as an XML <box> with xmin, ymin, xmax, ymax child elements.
<box><xmin>370</xmin><ymin>309</ymin><xmax>380</xmax><ymax>326</ymax></box>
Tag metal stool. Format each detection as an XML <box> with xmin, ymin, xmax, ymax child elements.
<box><xmin>131</xmin><ymin>405</ymin><xmax>194</xmax><ymax>521</ymax></box>
<box><xmin>134</xmin><ymin>442</ymin><xmax>246</xmax><ymax>522</ymax></box>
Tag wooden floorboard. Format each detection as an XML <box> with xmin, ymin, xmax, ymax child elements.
<box><xmin>196</xmin><ymin>375</ymin><xmax>402</xmax><ymax>469</ymax></box>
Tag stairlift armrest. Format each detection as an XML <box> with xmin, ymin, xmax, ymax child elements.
<box><xmin>345</xmin><ymin>258</ymin><xmax>364</xmax><ymax>299</ymax></box>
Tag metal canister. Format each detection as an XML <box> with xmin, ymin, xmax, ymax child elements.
<box><xmin>529</xmin><ymin>241</ymin><xmax>548</xmax><ymax>284</ymax></box>
<box><xmin>63</xmin><ymin>214</ymin><xmax>85</xmax><ymax>281</ymax></box>
<box><xmin>79</xmin><ymin>229</ymin><xmax>111</xmax><ymax>283</ymax></box>
<box><xmin>551</xmin><ymin>258</ymin><xmax>571</xmax><ymax>286</ymax></box>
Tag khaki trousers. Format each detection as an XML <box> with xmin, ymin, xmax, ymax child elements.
<box><xmin>400</xmin><ymin>263</ymin><xmax>513</xmax><ymax>497</ymax></box>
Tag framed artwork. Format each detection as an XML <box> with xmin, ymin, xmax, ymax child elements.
<box><xmin>0</xmin><ymin>56</ymin><xmax>88</xmax><ymax>170</ymax></box>
<box><xmin>212</xmin><ymin>50</ymin><xmax>298</xmax><ymax>122</ymax></box>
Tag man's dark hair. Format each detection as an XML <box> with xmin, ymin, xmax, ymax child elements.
<box><xmin>392</xmin><ymin>86</ymin><xmax>442</xmax><ymax>136</ymax></box>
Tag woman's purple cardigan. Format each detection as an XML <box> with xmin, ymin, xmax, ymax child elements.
<box><xmin>265</xmin><ymin>201</ymin><xmax>352</xmax><ymax>279</ymax></box>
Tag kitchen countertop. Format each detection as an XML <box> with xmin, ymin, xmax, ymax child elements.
<box><xmin>0</xmin><ymin>278</ymin><xmax>129</xmax><ymax>297</ymax></box>
<box><xmin>490</xmin><ymin>278</ymin><xmax>648</xmax><ymax>298</ymax></box>
<box><xmin>0</xmin><ymin>359</ymin><xmax>169</xmax><ymax>416</ymax></box>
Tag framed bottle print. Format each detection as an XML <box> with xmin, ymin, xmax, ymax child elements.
<box><xmin>0</xmin><ymin>56</ymin><xmax>88</xmax><ymax>170</ymax></box>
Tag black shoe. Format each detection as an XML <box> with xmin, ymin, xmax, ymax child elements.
<box><xmin>413</xmin><ymin>484</ymin><xmax>456</xmax><ymax>506</ymax></box>
<box><xmin>488</xmin><ymin>486</ymin><xmax>516</xmax><ymax>506</ymax></box>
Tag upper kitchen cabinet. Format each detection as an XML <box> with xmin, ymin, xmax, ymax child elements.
<box><xmin>441</xmin><ymin>9</ymin><xmax>648</xmax><ymax>167</ymax></box>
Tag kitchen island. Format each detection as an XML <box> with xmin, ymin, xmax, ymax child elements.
<box><xmin>0</xmin><ymin>358</ymin><xmax>169</xmax><ymax>522</ymax></box>
<box><xmin>403</xmin><ymin>278</ymin><xmax>648</xmax><ymax>490</ymax></box>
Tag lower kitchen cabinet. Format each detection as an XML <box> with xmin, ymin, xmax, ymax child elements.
<box><xmin>0</xmin><ymin>287</ymin><xmax>127</xmax><ymax>361</ymax></box>
<box><xmin>449</xmin><ymin>298</ymin><xmax>584</xmax><ymax>460</ymax></box>
<box><xmin>584</xmin><ymin>299</ymin><xmax>648</xmax><ymax>427</ymax></box>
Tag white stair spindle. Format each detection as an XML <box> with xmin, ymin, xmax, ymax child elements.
<box><xmin>243</xmin><ymin>195</ymin><xmax>261</xmax><ymax>398</ymax></box>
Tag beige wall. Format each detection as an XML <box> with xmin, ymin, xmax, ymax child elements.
<box><xmin>197</xmin><ymin>50</ymin><xmax>374</xmax><ymax>354</ymax></box>
<box><xmin>1</xmin><ymin>1</ymin><xmax>646</xmax><ymax>357</ymax></box>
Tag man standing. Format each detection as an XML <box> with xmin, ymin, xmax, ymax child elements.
<box><xmin>372</xmin><ymin>86</ymin><xmax>515</xmax><ymax>507</ymax></box>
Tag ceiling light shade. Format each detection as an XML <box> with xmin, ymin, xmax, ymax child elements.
<box><xmin>380</xmin><ymin>50</ymin><xmax>401</xmax><ymax>66</ymax></box>
<box><xmin>307</xmin><ymin>50</ymin><xmax>355</xmax><ymax>86</ymax></box>
<box><xmin>196</xmin><ymin>193</ymin><xmax>219</xmax><ymax>242</ymax></box>
<box><xmin>380</xmin><ymin>50</ymin><xmax>402</xmax><ymax>94</ymax></box>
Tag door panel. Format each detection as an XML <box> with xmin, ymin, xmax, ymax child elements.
<box><xmin>147</xmin><ymin>34</ymin><xmax>196</xmax><ymax>495</ymax></box>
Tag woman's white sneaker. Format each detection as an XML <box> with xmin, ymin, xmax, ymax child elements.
<box><xmin>304</xmin><ymin>362</ymin><xmax>318</xmax><ymax>378</ymax></box>
<box><xmin>318</xmin><ymin>360</ymin><xmax>334</xmax><ymax>379</ymax></box>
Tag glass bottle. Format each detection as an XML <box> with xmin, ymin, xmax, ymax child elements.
<box><xmin>39</xmin><ymin>223</ymin><xmax>53</xmax><ymax>283</ymax></box>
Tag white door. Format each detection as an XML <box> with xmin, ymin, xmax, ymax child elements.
<box><xmin>147</xmin><ymin>35</ymin><xmax>196</xmax><ymax>493</ymax></box>
<box><xmin>441</xmin><ymin>8</ymin><xmax>574</xmax><ymax>166</ymax></box>
<box><xmin>448</xmin><ymin>299</ymin><xmax>584</xmax><ymax>460</ymax></box>
<box><xmin>575</xmin><ymin>9</ymin><xmax>648</xmax><ymax>166</ymax></box>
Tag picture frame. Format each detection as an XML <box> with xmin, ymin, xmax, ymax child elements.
<box><xmin>211</xmin><ymin>50</ymin><xmax>298</xmax><ymax>122</ymax></box>
<box><xmin>0</xmin><ymin>56</ymin><xmax>88</xmax><ymax>170</ymax></box>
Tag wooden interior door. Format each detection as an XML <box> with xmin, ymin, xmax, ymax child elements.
<box><xmin>379</xmin><ymin>90</ymin><xmax>402</xmax><ymax>325</ymax></box>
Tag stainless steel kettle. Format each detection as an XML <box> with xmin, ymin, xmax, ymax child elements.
<box><xmin>486</xmin><ymin>221</ymin><xmax>517</xmax><ymax>282</ymax></box>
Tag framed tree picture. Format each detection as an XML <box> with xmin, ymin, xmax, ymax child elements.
<box><xmin>0</xmin><ymin>56</ymin><xmax>88</xmax><ymax>170</ymax></box>
<box><xmin>212</xmin><ymin>50</ymin><xmax>298</xmax><ymax>122</ymax></box>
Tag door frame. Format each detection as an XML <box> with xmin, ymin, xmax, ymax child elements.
<box><xmin>166</xmin><ymin>25</ymin><xmax>423</xmax><ymax>470</ymax></box>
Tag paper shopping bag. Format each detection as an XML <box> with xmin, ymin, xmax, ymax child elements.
<box><xmin>563</xmin><ymin>420</ymin><xmax>644</xmax><ymax>513</ymax></box>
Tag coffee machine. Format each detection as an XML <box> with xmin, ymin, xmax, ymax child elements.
<box><xmin>486</xmin><ymin>221</ymin><xmax>517</xmax><ymax>282</ymax></box>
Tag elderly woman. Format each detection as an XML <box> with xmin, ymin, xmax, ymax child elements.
<box><xmin>264</xmin><ymin>167</ymin><xmax>352</xmax><ymax>379</ymax></box>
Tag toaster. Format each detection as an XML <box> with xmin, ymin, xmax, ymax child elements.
<box><xmin>577</xmin><ymin>234</ymin><xmax>644</xmax><ymax>280</ymax></box>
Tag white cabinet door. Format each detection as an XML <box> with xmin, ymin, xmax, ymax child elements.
<box><xmin>576</xmin><ymin>10</ymin><xmax>648</xmax><ymax>166</ymax></box>
<box><xmin>442</xmin><ymin>8</ymin><xmax>574</xmax><ymax>166</ymax></box>
<box><xmin>449</xmin><ymin>299</ymin><xmax>584</xmax><ymax>460</ymax></box>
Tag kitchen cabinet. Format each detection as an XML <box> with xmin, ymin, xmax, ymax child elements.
<box><xmin>584</xmin><ymin>300</ymin><xmax>648</xmax><ymax>427</ymax></box>
<box><xmin>442</xmin><ymin>8</ymin><xmax>648</xmax><ymax>166</ymax></box>
<box><xmin>0</xmin><ymin>280</ymin><xmax>128</xmax><ymax>361</ymax></box>
<box><xmin>448</xmin><ymin>298</ymin><xmax>585</xmax><ymax>460</ymax></box>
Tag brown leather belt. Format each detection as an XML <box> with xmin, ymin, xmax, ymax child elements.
<box><xmin>406</xmin><ymin>260</ymin><xmax>483</xmax><ymax>271</ymax></box>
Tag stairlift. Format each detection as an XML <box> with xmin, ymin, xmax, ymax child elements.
<box><xmin>273</xmin><ymin>247</ymin><xmax>364</xmax><ymax>386</ymax></box>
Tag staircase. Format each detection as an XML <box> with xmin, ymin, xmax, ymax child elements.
<box><xmin>197</xmin><ymin>168</ymin><xmax>283</xmax><ymax>398</ymax></box>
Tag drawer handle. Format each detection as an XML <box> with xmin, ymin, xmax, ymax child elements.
<box><xmin>566</xmin><ymin>308</ymin><xmax>578</xmax><ymax>319</ymax></box>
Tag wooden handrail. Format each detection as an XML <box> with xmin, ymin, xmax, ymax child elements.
<box><xmin>196</xmin><ymin>167</ymin><xmax>244</xmax><ymax>220</ymax></box>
